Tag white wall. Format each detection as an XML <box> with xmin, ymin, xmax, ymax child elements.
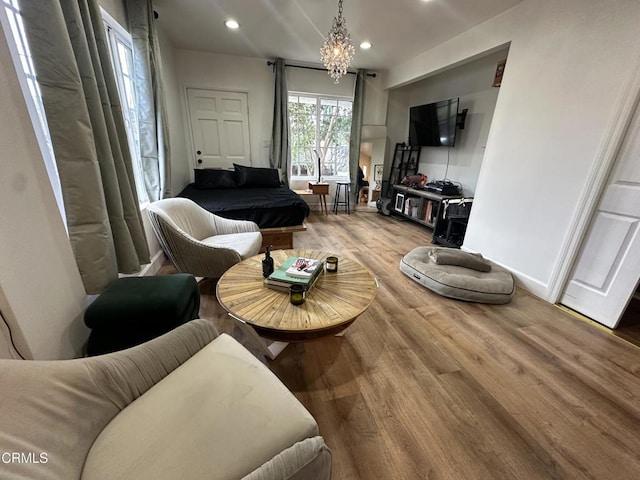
<box><xmin>364</xmin><ymin>72</ymin><xmax>389</xmax><ymax>127</ymax></box>
<box><xmin>0</xmin><ymin>24</ymin><xmax>87</xmax><ymax>359</ymax></box>
<box><xmin>98</xmin><ymin>0</ymin><xmax>126</xmax><ymax>26</ymax></box>
<box><xmin>386</xmin><ymin>0</ymin><xmax>640</xmax><ymax>297</ymax></box>
<box><xmin>288</xmin><ymin>67</ymin><xmax>355</xmax><ymax>97</ymax></box>
<box><xmin>386</xmin><ymin>49</ymin><xmax>507</xmax><ymax>196</ymax></box>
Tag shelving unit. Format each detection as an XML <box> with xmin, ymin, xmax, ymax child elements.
<box><xmin>391</xmin><ymin>185</ymin><xmax>473</xmax><ymax>247</ymax></box>
<box><xmin>388</xmin><ymin>143</ymin><xmax>421</xmax><ymax>187</ymax></box>
<box><xmin>376</xmin><ymin>143</ymin><xmax>420</xmax><ymax>215</ymax></box>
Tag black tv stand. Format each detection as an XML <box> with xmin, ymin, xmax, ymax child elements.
<box><xmin>390</xmin><ymin>185</ymin><xmax>472</xmax><ymax>247</ymax></box>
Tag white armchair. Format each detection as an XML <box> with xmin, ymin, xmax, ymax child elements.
<box><xmin>0</xmin><ymin>320</ymin><xmax>332</xmax><ymax>479</ymax></box>
<box><xmin>147</xmin><ymin>198</ymin><xmax>262</xmax><ymax>278</ymax></box>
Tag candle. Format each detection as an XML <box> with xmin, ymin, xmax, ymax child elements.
<box><xmin>326</xmin><ymin>256</ymin><xmax>338</xmax><ymax>273</ymax></box>
<box><xmin>289</xmin><ymin>284</ymin><xmax>305</xmax><ymax>305</ymax></box>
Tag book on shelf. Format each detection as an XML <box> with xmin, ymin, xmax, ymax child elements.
<box><xmin>264</xmin><ymin>256</ymin><xmax>323</xmax><ymax>291</ymax></box>
<box><xmin>424</xmin><ymin>200</ymin><xmax>433</xmax><ymax>223</ymax></box>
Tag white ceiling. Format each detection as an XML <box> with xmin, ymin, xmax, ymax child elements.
<box><xmin>154</xmin><ymin>0</ymin><xmax>523</xmax><ymax>71</ymax></box>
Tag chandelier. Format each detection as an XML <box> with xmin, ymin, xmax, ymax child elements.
<box><xmin>320</xmin><ymin>0</ymin><xmax>355</xmax><ymax>83</ymax></box>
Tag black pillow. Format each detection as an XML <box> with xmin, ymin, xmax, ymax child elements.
<box><xmin>234</xmin><ymin>164</ymin><xmax>281</xmax><ymax>188</ymax></box>
<box><xmin>193</xmin><ymin>169</ymin><xmax>237</xmax><ymax>189</ymax></box>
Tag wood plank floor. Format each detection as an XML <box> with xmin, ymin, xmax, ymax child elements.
<box><xmin>171</xmin><ymin>210</ymin><xmax>640</xmax><ymax>479</ymax></box>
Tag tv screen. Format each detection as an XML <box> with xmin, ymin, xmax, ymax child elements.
<box><xmin>409</xmin><ymin>98</ymin><xmax>459</xmax><ymax>147</ymax></box>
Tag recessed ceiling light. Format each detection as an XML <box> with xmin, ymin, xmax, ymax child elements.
<box><xmin>225</xmin><ymin>19</ymin><xmax>240</xmax><ymax>29</ymax></box>
<box><xmin>360</xmin><ymin>41</ymin><xmax>372</xmax><ymax>49</ymax></box>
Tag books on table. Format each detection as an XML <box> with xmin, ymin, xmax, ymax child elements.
<box><xmin>284</xmin><ymin>258</ymin><xmax>322</xmax><ymax>279</ymax></box>
<box><xmin>264</xmin><ymin>256</ymin><xmax>323</xmax><ymax>291</ymax></box>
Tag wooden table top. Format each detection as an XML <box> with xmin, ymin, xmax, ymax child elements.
<box><xmin>216</xmin><ymin>249</ymin><xmax>378</xmax><ymax>341</ymax></box>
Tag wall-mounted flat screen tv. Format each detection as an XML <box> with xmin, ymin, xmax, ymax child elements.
<box><xmin>409</xmin><ymin>98</ymin><xmax>459</xmax><ymax>147</ymax></box>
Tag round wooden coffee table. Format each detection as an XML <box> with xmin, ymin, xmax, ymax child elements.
<box><xmin>216</xmin><ymin>249</ymin><xmax>377</xmax><ymax>357</ymax></box>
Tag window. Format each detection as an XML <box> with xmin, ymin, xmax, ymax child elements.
<box><xmin>1</xmin><ymin>0</ymin><xmax>66</xmax><ymax>222</ymax></box>
<box><xmin>288</xmin><ymin>93</ymin><xmax>352</xmax><ymax>179</ymax></box>
<box><xmin>101</xmin><ymin>9</ymin><xmax>148</xmax><ymax>205</ymax></box>
<box><xmin>1</xmin><ymin>2</ymin><xmax>149</xmax><ymax>215</ymax></box>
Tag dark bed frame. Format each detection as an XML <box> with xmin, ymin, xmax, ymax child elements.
<box><xmin>178</xmin><ymin>183</ymin><xmax>309</xmax><ymax>251</ymax></box>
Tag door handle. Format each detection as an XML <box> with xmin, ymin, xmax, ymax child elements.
<box><xmin>196</xmin><ymin>150</ymin><xmax>201</xmax><ymax>155</ymax></box>
<box><xmin>197</xmin><ymin>159</ymin><xmax>203</xmax><ymax>164</ymax></box>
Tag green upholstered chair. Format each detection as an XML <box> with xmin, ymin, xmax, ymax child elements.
<box><xmin>84</xmin><ymin>274</ymin><xmax>200</xmax><ymax>356</ymax></box>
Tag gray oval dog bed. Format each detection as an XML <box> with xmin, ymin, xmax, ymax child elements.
<box><xmin>400</xmin><ymin>246</ymin><xmax>515</xmax><ymax>304</ymax></box>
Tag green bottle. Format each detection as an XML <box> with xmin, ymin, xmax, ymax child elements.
<box><xmin>262</xmin><ymin>245</ymin><xmax>274</xmax><ymax>278</ymax></box>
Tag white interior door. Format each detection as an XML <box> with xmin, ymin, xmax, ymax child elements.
<box><xmin>187</xmin><ymin>89</ymin><xmax>251</xmax><ymax>169</ymax></box>
<box><xmin>560</xmin><ymin>102</ymin><xmax>640</xmax><ymax>328</ymax></box>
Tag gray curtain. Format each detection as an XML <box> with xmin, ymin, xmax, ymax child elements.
<box><xmin>269</xmin><ymin>59</ymin><xmax>290</xmax><ymax>185</ymax></box>
<box><xmin>349</xmin><ymin>70</ymin><xmax>366</xmax><ymax>207</ymax></box>
<box><xmin>20</xmin><ymin>0</ymin><xmax>150</xmax><ymax>294</ymax></box>
<box><xmin>126</xmin><ymin>0</ymin><xmax>171</xmax><ymax>200</ymax></box>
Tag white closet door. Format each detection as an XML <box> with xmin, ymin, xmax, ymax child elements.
<box><xmin>560</xmin><ymin>101</ymin><xmax>640</xmax><ymax>328</ymax></box>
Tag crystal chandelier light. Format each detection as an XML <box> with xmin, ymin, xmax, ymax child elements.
<box><xmin>320</xmin><ymin>0</ymin><xmax>355</xmax><ymax>83</ymax></box>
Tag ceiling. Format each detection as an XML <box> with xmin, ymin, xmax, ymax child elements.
<box><xmin>154</xmin><ymin>0</ymin><xmax>523</xmax><ymax>71</ymax></box>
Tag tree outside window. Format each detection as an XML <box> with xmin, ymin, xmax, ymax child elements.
<box><xmin>289</xmin><ymin>93</ymin><xmax>352</xmax><ymax>179</ymax></box>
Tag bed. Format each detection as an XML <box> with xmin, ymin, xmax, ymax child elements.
<box><xmin>178</xmin><ymin>165</ymin><xmax>309</xmax><ymax>250</ymax></box>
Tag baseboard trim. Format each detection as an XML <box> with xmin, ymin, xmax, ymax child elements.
<box><xmin>139</xmin><ymin>249</ymin><xmax>165</xmax><ymax>277</ymax></box>
<box><xmin>503</xmin><ymin>265</ymin><xmax>548</xmax><ymax>299</ymax></box>
<box><xmin>461</xmin><ymin>246</ymin><xmax>548</xmax><ymax>298</ymax></box>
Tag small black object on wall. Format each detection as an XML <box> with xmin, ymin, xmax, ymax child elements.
<box><xmin>457</xmin><ymin>109</ymin><xmax>469</xmax><ymax>130</ymax></box>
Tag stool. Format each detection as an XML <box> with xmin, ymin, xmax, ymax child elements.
<box><xmin>333</xmin><ymin>182</ymin><xmax>350</xmax><ymax>214</ymax></box>
<box><xmin>359</xmin><ymin>186</ymin><xmax>369</xmax><ymax>204</ymax></box>
<box><xmin>84</xmin><ymin>274</ymin><xmax>200</xmax><ymax>356</ymax></box>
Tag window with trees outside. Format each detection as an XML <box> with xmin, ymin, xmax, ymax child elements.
<box><xmin>288</xmin><ymin>93</ymin><xmax>352</xmax><ymax>180</ymax></box>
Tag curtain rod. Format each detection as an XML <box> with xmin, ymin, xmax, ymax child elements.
<box><xmin>267</xmin><ymin>61</ymin><xmax>376</xmax><ymax>78</ymax></box>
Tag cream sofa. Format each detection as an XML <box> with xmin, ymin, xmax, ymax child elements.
<box><xmin>0</xmin><ymin>319</ymin><xmax>331</xmax><ymax>479</ymax></box>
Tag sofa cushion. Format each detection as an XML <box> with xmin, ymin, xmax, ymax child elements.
<box><xmin>82</xmin><ymin>334</ymin><xmax>319</xmax><ymax>480</ymax></box>
<box><xmin>242</xmin><ymin>437</ymin><xmax>332</xmax><ymax>480</ymax></box>
<box><xmin>202</xmin><ymin>231</ymin><xmax>263</xmax><ymax>259</ymax></box>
